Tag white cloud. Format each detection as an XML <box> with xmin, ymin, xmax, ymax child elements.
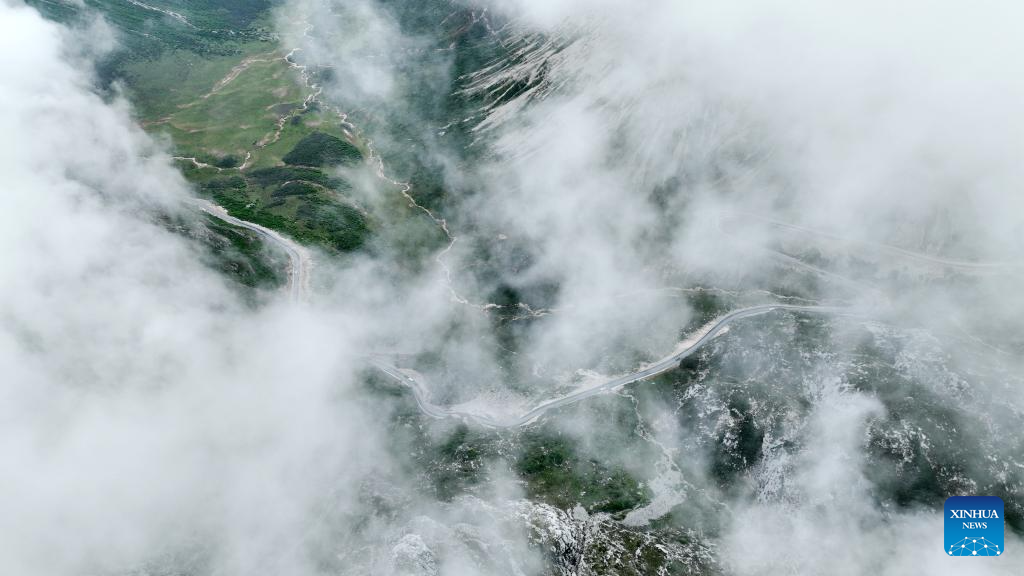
<box><xmin>279</xmin><ymin>0</ymin><xmax>1024</xmax><ymax>571</ymax></box>
<box><xmin>5</xmin><ymin>0</ymin><xmax>1022</xmax><ymax>572</ymax></box>
<box><xmin>0</xmin><ymin>4</ymin><xmax>435</xmax><ymax>575</ymax></box>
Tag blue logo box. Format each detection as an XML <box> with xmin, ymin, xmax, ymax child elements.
<box><xmin>945</xmin><ymin>496</ymin><xmax>1004</xmax><ymax>557</ymax></box>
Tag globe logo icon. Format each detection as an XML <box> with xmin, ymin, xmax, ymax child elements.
<box><xmin>949</xmin><ymin>537</ymin><xmax>1001</xmax><ymax>556</ymax></box>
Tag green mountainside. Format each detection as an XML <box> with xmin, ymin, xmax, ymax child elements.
<box><xmin>27</xmin><ymin>0</ymin><xmax>444</xmax><ymax>282</ymax></box>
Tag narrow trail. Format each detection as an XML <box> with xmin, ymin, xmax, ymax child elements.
<box><xmin>174</xmin><ymin>156</ymin><xmax>221</xmax><ymax>171</ymax></box>
<box><xmin>124</xmin><ymin>0</ymin><xmax>195</xmax><ymax>28</ymax></box>
<box><xmin>251</xmin><ymin>46</ymin><xmax>346</xmax><ymax>152</ymax></box>
<box><xmin>284</xmin><ymin>21</ymin><xmax>515</xmax><ymax>313</ymax></box>
<box><xmin>362</xmin><ymin>138</ymin><xmax>494</xmax><ymax>310</ymax></box>
<box><xmin>199</xmin><ymin>53</ymin><xmax>280</xmax><ymax>101</ymax></box>
<box><xmin>170</xmin><ymin>20</ymin><xmax>511</xmax><ymax>314</ymax></box>
<box><xmin>731</xmin><ymin>212</ymin><xmax>1024</xmax><ymax>273</ymax></box>
<box><xmin>362</xmin><ymin>135</ymin><xmax>547</xmax><ymax>317</ymax></box>
<box><xmin>714</xmin><ymin>212</ymin><xmax>887</xmax><ymax>301</ymax></box>
<box><xmin>167</xmin><ymin>47</ymin><xmax>328</xmax><ymax>163</ymax></box>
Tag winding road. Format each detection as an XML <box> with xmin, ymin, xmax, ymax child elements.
<box><xmin>369</xmin><ymin>304</ymin><xmax>845</xmax><ymax>428</ymax></box>
<box><xmin>198</xmin><ymin>190</ymin><xmax>1010</xmax><ymax>430</ymax></box>
<box><xmin>193</xmin><ymin>196</ymin><xmax>849</xmax><ymax>428</ymax></box>
<box><xmin>194</xmin><ymin>199</ymin><xmax>311</xmax><ymax>302</ymax></box>
<box><xmin>196</xmin><ymin>196</ymin><xmax>1008</xmax><ymax>431</ymax></box>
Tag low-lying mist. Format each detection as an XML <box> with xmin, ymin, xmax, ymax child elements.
<box><xmin>4</xmin><ymin>0</ymin><xmax>1023</xmax><ymax>574</ymax></box>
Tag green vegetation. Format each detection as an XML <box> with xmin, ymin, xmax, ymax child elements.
<box><xmin>150</xmin><ymin>47</ymin><xmax>374</xmax><ymax>254</ymax></box>
<box><xmin>248</xmin><ymin>166</ymin><xmax>345</xmax><ymax>189</ymax></box>
<box><xmin>282</xmin><ymin>132</ymin><xmax>364</xmax><ymax>167</ymax></box>
<box><xmin>200</xmin><ymin>174</ymin><xmax>369</xmax><ymax>252</ymax></box>
<box><xmin>28</xmin><ymin>0</ymin><xmax>274</xmax><ymax>48</ymax></box>
<box><xmin>27</xmin><ymin>0</ymin><xmax>276</xmax><ymax>98</ymax></box>
<box><xmin>157</xmin><ymin>209</ymin><xmax>285</xmax><ymax>298</ymax></box>
<box><xmin>271</xmin><ymin>181</ymin><xmax>318</xmax><ymax>198</ymax></box>
<box><xmin>516</xmin><ymin>432</ymin><xmax>650</xmax><ymax>515</ymax></box>
<box><xmin>708</xmin><ymin>394</ymin><xmax>764</xmax><ymax>487</ymax></box>
<box><xmin>199</xmin><ymin>213</ymin><xmax>285</xmax><ymax>290</ymax></box>
<box><xmin>29</xmin><ymin>0</ymin><xmax>378</xmax><ymax>255</ymax></box>
<box><xmin>426</xmin><ymin>424</ymin><xmax>498</xmax><ymax>501</ymax></box>
<box><xmin>31</xmin><ymin>0</ymin><xmax>455</xmax><ymax>260</ymax></box>
<box><xmin>155</xmin><ymin>56</ymin><xmax>307</xmax><ymax>161</ymax></box>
